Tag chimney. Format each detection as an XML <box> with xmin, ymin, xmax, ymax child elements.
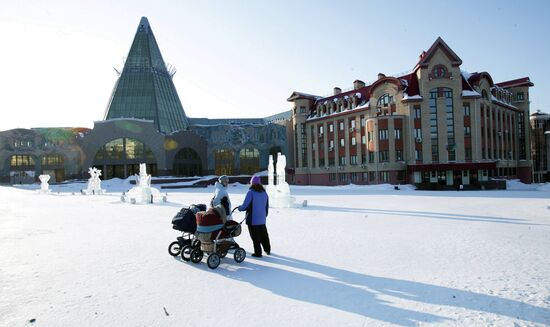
<box><xmin>353</xmin><ymin>80</ymin><xmax>365</xmax><ymax>90</ymax></box>
<box><xmin>377</xmin><ymin>73</ymin><xmax>386</xmax><ymax>80</ymax></box>
<box><xmin>419</xmin><ymin>51</ymin><xmax>426</xmax><ymax>60</ymax></box>
<box><xmin>333</xmin><ymin>87</ymin><xmax>342</xmax><ymax>95</ymax></box>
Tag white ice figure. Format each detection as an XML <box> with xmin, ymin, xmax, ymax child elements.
<box><xmin>268</xmin><ymin>152</ymin><xmax>295</xmax><ymax>208</ymax></box>
<box><xmin>82</xmin><ymin>167</ymin><xmax>105</xmax><ymax>195</ymax></box>
<box><xmin>265</xmin><ymin>155</ymin><xmax>275</xmax><ymax>197</ymax></box>
<box><xmin>124</xmin><ymin>163</ymin><xmax>161</xmax><ymax>204</ymax></box>
<box><xmin>37</xmin><ymin>174</ymin><xmax>51</xmax><ymax>194</ymax></box>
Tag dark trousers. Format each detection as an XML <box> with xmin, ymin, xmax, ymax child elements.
<box><xmin>247</xmin><ymin>224</ymin><xmax>271</xmax><ymax>255</ymax></box>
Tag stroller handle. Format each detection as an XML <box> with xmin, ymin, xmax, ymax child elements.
<box><xmin>231</xmin><ymin>207</ymin><xmax>247</xmax><ymax>225</ymax></box>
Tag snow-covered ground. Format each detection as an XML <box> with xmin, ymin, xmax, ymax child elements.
<box><xmin>1</xmin><ymin>179</ymin><xmax>550</xmax><ymax>326</ymax></box>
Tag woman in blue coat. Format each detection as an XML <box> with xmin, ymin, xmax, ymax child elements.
<box><xmin>238</xmin><ymin>175</ymin><xmax>271</xmax><ymax>257</ymax></box>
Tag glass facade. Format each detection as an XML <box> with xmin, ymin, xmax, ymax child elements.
<box><xmin>104</xmin><ymin>17</ymin><xmax>189</xmax><ymax>134</ymax></box>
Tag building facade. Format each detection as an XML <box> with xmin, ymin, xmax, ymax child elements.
<box><xmin>530</xmin><ymin>110</ymin><xmax>550</xmax><ymax>183</ymax></box>
<box><xmin>0</xmin><ymin>17</ymin><xmax>290</xmax><ymax>184</ymax></box>
<box><xmin>288</xmin><ymin>38</ymin><xmax>533</xmax><ymax>188</ymax></box>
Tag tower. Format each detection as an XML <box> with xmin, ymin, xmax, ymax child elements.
<box><xmin>103</xmin><ymin>17</ymin><xmax>190</xmax><ymax>134</ymax></box>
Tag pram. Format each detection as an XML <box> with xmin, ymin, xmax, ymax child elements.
<box><xmin>183</xmin><ymin>207</ymin><xmax>246</xmax><ymax>269</ymax></box>
<box><xmin>168</xmin><ymin>204</ymin><xmax>206</xmax><ymax>257</ymax></box>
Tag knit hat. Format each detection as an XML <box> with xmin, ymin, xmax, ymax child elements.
<box><xmin>250</xmin><ymin>175</ymin><xmax>261</xmax><ymax>185</ymax></box>
<box><xmin>218</xmin><ymin>175</ymin><xmax>229</xmax><ymax>185</ymax></box>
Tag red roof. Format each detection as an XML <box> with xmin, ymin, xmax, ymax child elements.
<box><xmin>495</xmin><ymin>77</ymin><xmax>534</xmax><ymax>88</ymax></box>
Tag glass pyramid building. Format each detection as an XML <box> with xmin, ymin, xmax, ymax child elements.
<box><xmin>103</xmin><ymin>17</ymin><xmax>190</xmax><ymax>134</ymax></box>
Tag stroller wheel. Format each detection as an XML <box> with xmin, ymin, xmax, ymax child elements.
<box><xmin>207</xmin><ymin>253</ymin><xmax>221</xmax><ymax>269</ymax></box>
<box><xmin>191</xmin><ymin>239</ymin><xmax>201</xmax><ymax>248</ymax></box>
<box><xmin>168</xmin><ymin>241</ymin><xmax>181</xmax><ymax>256</ymax></box>
<box><xmin>190</xmin><ymin>249</ymin><xmax>203</xmax><ymax>264</ymax></box>
<box><xmin>181</xmin><ymin>245</ymin><xmax>192</xmax><ymax>262</ymax></box>
<box><xmin>234</xmin><ymin>248</ymin><xmax>246</xmax><ymax>263</ymax></box>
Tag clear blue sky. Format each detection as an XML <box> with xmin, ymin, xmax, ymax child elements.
<box><xmin>1</xmin><ymin>0</ymin><xmax>549</xmax><ymax>130</ymax></box>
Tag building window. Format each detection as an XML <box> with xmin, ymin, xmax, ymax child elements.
<box><xmin>339</xmin><ymin>122</ymin><xmax>344</xmax><ymax>131</ymax></box>
<box><xmin>350</xmin><ymin>155</ymin><xmax>358</xmax><ymax>165</ymax></box>
<box><xmin>379</xmin><ymin>129</ymin><xmax>388</xmax><ymax>140</ymax></box>
<box><xmin>464</xmin><ymin>126</ymin><xmax>471</xmax><ymax>136</ymax></box>
<box><xmin>351</xmin><ymin>137</ymin><xmax>356</xmax><ymax>146</ymax></box>
<box><xmin>369</xmin><ymin>151</ymin><xmax>375</xmax><ymax>162</ymax></box>
<box><xmin>380</xmin><ymin>171</ymin><xmax>390</xmax><ymax>182</ymax></box>
<box><xmin>350</xmin><ymin>120</ymin><xmax>356</xmax><ymax>129</ymax></box>
<box><xmin>394</xmin><ymin>129</ymin><xmax>402</xmax><ymax>139</ymax></box>
<box><xmin>414</xmin><ymin>105</ymin><xmax>421</xmax><ymax>119</ymax></box>
<box><xmin>351</xmin><ymin>172</ymin><xmax>358</xmax><ymax>182</ymax></box>
<box><xmin>379</xmin><ymin>151</ymin><xmax>389</xmax><ymax>162</ymax></box>
<box><xmin>339</xmin><ymin>173</ymin><xmax>346</xmax><ymax>182</ymax></box>
<box><xmin>339</xmin><ymin>156</ymin><xmax>347</xmax><ymax>166</ymax></box>
<box><xmin>377</xmin><ymin>93</ymin><xmax>394</xmax><ymax>107</ymax></box>
<box><xmin>329</xmin><ymin>173</ymin><xmax>336</xmax><ymax>181</ymax></box>
<box><xmin>329</xmin><ymin>124</ymin><xmax>333</xmax><ymax>132</ymax></box>
<box><xmin>396</xmin><ymin>150</ymin><xmax>403</xmax><ymax>161</ymax></box>
<box><xmin>10</xmin><ymin>155</ymin><xmax>36</xmax><ymax>167</ymax></box>
<box><xmin>329</xmin><ymin>140</ymin><xmax>334</xmax><ymax>151</ymax></box>
<box><xmin>415</xmin><ymin>150</ymin><xmax>422</xmax><ymax>161</ymax></box>
<box><xmin>368</xmin><ymin>131</ymin><xmax>374</xmax><ymax>142</ymax></box>
<box><xmin>319</xmin><ymin>125</ymin><xmax>324</xmax><ymax>135</ymax></box>
<box><xmin>362</xmin><ymin>135</ymin><xmax>366</xmax><ymax>144</ymax></box>
<box><xmin>360</xmin><ymin>117</ymin><xmax>365</xmax><ymax>127</ymax></box>
<box><xmin>41</xmin><ymin>154</ymin><xmax>64</xmax><ymax>166</ymax></box>
<box><xmin>465</xmin><ymin>148</ymin><xmax>472</xmax><ymax>161</ymax></box>
<box><xmin>340</xmin><ymin>138</ymin><xmax>345</xmax><ymax>147</ymax></box>
<box><xmin>432</xmin><ymin>65</ymin><xmax>447</xmax><ymax>78</ymax></box>
<box><xmin>463</xmin><ymin>103</ymin><xmax>470</xmax><ymax>116</ymax></box>
<box><xmin>517</xmin><ymin>92</ymin><xmax>524</xmax><ymax>101</ymax></box>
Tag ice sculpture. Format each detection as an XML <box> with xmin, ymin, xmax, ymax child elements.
<box><xmin>82</xmin><ymin>167</ymin><xmax>105</xmax><ymax>195</ymax></box>
<box><xmin>123</xmin><ymin>163</ymin><xmax>161</xmax><ymax>204</ymax></box>
<box><xmin>37</xmin><ymin>174</ymin><xmax>51</xmax><ymax>194</ymax></box>
<box><xmin>267</xmin><ymin>152</ymin><xmax>295</xmax><ymax>208</ymax></box>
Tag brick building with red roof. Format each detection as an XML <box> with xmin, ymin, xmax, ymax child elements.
<box><xmin>287</xmin><ymin>37</ymin><xmax>533</xmax><ymax>188</ymax></box>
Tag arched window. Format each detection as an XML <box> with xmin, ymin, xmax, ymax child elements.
<box><xmin>173</xmin><ymin>148</ymin><xmax>202</xmax><ymax>177</ymax></box>
<box><xmin>377</xmin><ymin>93</ymin><xmax>394</xmax><ymax>108</ymax></box>
<box><xmin>214</xmin><ymin>149</ymin><xmax>235</xmax><ymax>176</ymax></box>
<box><xmin>432</xmin><ymin>65</ymin><xmax>447</xmax><ymax>78</ymax></box>
<box><xmin>93</xmin><ymin>138</ymin><xmax>156</xmax><ymax>179</ymax></box>
<box><xmin>239</xmin><ymin>148</ymin><xmax>260</xmax><ymax>174</ymax></box>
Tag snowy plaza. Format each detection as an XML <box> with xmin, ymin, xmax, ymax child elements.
<box><xmin>1</xmin><ymin>180</ymin><xmax>549</xmax><ymax>326</ymax></box>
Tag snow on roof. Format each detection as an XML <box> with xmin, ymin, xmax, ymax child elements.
<box><xmin>462</xmin><ymin>90</ymin><xmax>481</xmax><ymax>97</ymax></box>
<box><xmin>402</xmin><ymin>93</ymin><xmax>423</xmax><ymax>101</ymax></box>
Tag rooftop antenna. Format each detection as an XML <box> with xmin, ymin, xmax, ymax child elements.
<box><xmin>166</xmin><ymin>63</ymin><xmax>177</xmax><ymax>78</ymax></box>
<box><xmin>113</xmin><ymin>67</ymin><xmax>121</xmax><ymax>76</ymax></box>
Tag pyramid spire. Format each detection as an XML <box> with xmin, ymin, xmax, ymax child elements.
<box><xmin>103</xmin><ymin>17</ymin><xmax>189</xmax><ymax>133</ymax></box>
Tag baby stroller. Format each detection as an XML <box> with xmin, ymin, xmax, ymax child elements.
<box><xmin>183</xmin><ymin>207</ymin><xmax>246</xmax><ymax>269</ymax></box>
<box><xmin>168</xmin><ymin>204</ymin><xmax>206</xmax><ymax>257</ymax></box>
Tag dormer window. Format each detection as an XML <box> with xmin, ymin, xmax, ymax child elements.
<box><xmin>432</xmin><ymin>65</ymin><xmax>448</xmax><ymax>78</ymax></box>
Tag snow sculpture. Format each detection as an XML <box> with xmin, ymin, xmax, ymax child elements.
<box><xmin>123</xmin><ymin>163</ymin><xmax>161</xmax><ymax>204</ymax></box>
<box><xmin>37</xmin><ymin>174</ymin><xmax>51</xmax><ymax>194</ymax></box>
<box><xmin>267</xmin><ymin>152</ymin><xmax>295</xmax><ymax>208</ymax></box>
<box><xmin>82</xmin><ymin>167</ymin><xmax>105</xmax><ymax>195</ymax></box>
<box><xmin>265</xmin><ymin>155</ymin><xmax>275</xmax><ymax>197</ymax></box>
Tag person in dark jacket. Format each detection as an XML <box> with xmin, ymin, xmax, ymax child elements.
<box><xmin>238</xmin><ymin>175</ymin><xmax>271</xmax><ymax>257</ymax></box>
